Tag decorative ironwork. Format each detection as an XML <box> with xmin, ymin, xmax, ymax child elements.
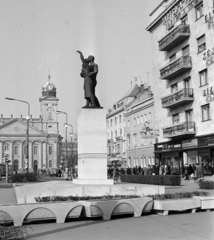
<box><xmin>159</xmin><ymin>24</ymin><xmax>190</xmax><ymax>51</ymax></box>
<box><xmin>163</xmin><ymin>122</ymin><xmax>196</xmax><ymax>137</ymax></box>
<box><xmin>162</xmin><ymin>88</ymin><xmax>194</xmax><ymax>108</ymax></box>
<box><xmin>160</xmin><ymin>56</ymin><xmax>192</xmax><ymax>80</ymax></box>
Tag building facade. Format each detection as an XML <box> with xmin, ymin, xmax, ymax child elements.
<box><xmin>0</xmin><ymin>76</ymin><xmax>62</xmax><ymax>171</ymax></box>
<box><xmin>126</xmin><ymin>84</ymin><xmax>156</xmax><ymax>168</ymax></box>
<box><xmin>106</xmin><ymin>84</ymin><xmax>141</xmax><ymax>165</ymax></box>
<box><xmin>147</xmin><ymin>0</ymin><xmax>214</xmax><ymax>175</ymax></box>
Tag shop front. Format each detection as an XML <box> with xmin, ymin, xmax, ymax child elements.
<box><xmin>155</xmin><ymin>135</ymin><xmax>214</xmax><ymax>176</ymax></box>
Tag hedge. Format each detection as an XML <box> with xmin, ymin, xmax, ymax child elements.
<box><xmin>147</xmin><ymin>191</ymin><xmax>210</xmax><ymax>200</ymax></box>
<box><xmin>198</xmin><ymin>180</ymin><xmax>214</xmax><ymax>189</ymax></box>
<box><xmin>35</xmin><ymin>194</ymin><xmax>140</xmax><ymax>202</ymax></box>
<box><xmin>9</xmin><ymin>172</ymin><xmax>39</xmax><ymax>183</ymax></box>
<box><xmin>120</xmin><ymin>174</ymin><xmax>181</xmax><ymax>186</ymax></box>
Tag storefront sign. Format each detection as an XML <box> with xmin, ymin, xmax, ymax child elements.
<box><xmin>202</xmin><ymin>86</ymin><xmax>214</xmax><ymax>97</ymax></box>
<box><xmin>206</xmin><ymin>94</ymin><xmax>214</xmax><ymax>103</ymax></box>
<box><xmin>205</xmin><ymin>9</ymin><xmax>214</xmax><ymax>30</ymax></box>
<box><xmin>182</xmin><ymin>139</ymin><xmax>198</xmax><ymax>148</ymax></box>
<box><xmin>198</xmin><ymin>136</ymin><xmax>214</xmax><ymax>146</ymax></box>
<box><xmin>155</xmin><ymin>142</ymin><xmax>182</xmax><ymax>151</ymax></box>
<box><xmin>162</xmin><ymin>0</ymin><xmax>196</xmax><ymax>30</ymax></box>
<box><xmin>203</xmin><ymin>47</ymin><xmax>214</xmax><ymax>67</ymax></box>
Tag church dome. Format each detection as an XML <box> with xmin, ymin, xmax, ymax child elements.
<box><xmin>42</xmin><ymin>74</ymin><xmax>56</xmax><ymax>92</ymax></box>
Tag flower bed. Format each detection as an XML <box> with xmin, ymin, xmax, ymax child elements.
<box><xmin>34</xmin><ymin>195</ymin><xmax>153</xmax><ymax>220</ymax></box>
<box><xmin>148</xmin><ymin>191</ymin><xmax>209</xmax><ymax>216</ymax></box>
<box><xmin>35</xmin><ymin>195</ymin><xmax>140</xmax><ymax>203</ymax></box>
<box><xmin>198</xmin><ymin>180</ymin><xmax>214</xmax><ymax>189</ymax></box>
<box><xmin>120</xmin><ymin>174</ymin><xmax>181</xmax><ymax>186</ymax></box>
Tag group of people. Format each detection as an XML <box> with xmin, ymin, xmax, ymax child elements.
<box><xmin>183</xmin><ymin>163</ymin><xmax>204</xmax><ymax>181</ymax></box>
<box><xmin>108</xmin><ymin>164</ymin><xmax>174</xmax><ymax>182</ymax></box>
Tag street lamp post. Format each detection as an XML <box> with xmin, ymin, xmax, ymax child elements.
<box><xmin>56</xmin><ymin>110</ymin><xmax>68</xmax><ymax>166</ymax></box>
<box><xmin>5</xmin><ymin>97</ymin><xmax>30</xmax><ymax>173</ymax></box>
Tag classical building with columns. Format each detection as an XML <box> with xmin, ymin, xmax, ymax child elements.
<box><xmin>0</xmin><ymin>76</ymin><xmax>62</xmax><ymax>171</ymax></box>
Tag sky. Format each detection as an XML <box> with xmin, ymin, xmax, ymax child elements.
<box><xmin>0</xmin><ymin>0</ymin><xmax>160</xmax><ymax>138</ymax></box>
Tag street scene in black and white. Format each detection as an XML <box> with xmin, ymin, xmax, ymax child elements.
<box><xmin>0</xmin><ymin>0</ymin><xmax>214</xmax><ymax>239</ymax></box>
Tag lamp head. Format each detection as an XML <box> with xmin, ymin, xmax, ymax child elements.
<box><xmin>5</xmin><ymin>97</ymin><xmax>15</xmax><ymax>100</ymax></box>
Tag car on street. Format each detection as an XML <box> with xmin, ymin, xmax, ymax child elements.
<box><xmin>46</xmin><ymin>168</ymin><xmax>60</xmax><ymax>177</ymax></box>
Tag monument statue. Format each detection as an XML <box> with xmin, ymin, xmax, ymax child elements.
<box><xmin>76</xmin><ymin>51</ymin><xmax>101</xmax><ymax>108</ymax></box>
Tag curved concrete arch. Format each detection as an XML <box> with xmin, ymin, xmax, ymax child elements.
<box><xmin>23</xmin><ymin>207</ymin><xmax>56</xmax><ymax>223</ymax></box>
<box><xmin>66</xmin><ymin>205</ymin><xmax>83</xmax><ymax>219</ymax></box>
<box><xmin>0</xmin><ymin>210</ymin><xmax>13</xmax><ymax>223</ymax></box>
<box><xmin>89</xmin><ymin>205</ymin><xmax>103</xmax><ymax>217</ymax></box>
<box><xmin>112</xmin><ymin>202</ymin><xmax>134</xmax><ymax>216</ymax></box>
<box><xmin>142</xmin><ymin>200</ymin><xmax>154</xmax><ymax>214</ymax></box>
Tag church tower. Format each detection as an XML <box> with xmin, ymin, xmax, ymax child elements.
<box><xmin>39</xmin><ymin>74</ymin><xmax>59</xmax><ymax>134</ymax></box>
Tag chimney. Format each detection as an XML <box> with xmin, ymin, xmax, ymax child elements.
<box><xmin>140</xmin><ymin>81</ymin><xmax>144</xmax><ymax>93</ymax></box>
<box><xmin>11</xmin><ymin>114</ymin><xmax>13</xmax><ymax>119</ymax></box>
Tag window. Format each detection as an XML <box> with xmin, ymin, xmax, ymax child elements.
<box><xmin>14</xmin><ymin>160</ymin><xmax>18</xmax><ymax>171</ymax></box>
<box><xmin>186</xmin><ymin>109</ymin><xmax>193</xmax><ymax>122</ymax></box>
<box><xmin>115</xmin><ymin>130</ymin><xmax>117</xmax><ymax>138</ymax></box>
<box><xmin>48</xmin><ymin>111</ymin><xmax>52</xmax><ymax>120</ymax></box>
<box><xmin>137</xmin><ymin>117</ymin><xmax>140</xmax><ymax>125</ymax></box>
<box><xmin>184</xmin><ymin>77</ymin><xmax>191</xmax><ymax>89</ymax></box>
<box><xmin>24</xmin><ymin>145</ymin><xmax>27</xmax><ymax>155</ymax></box>
<box><xmin>140</xmin><ymin>116</ymin><xmax>143</xmax><ymax>124</ymax></box>
<box><xmin>128</xmin><ymin>120</ymin><xmax>130</xmax><ymax>128</ymax></box>
<box><xmin>134</xmin><ymin>118</ymin><xmax>136</xmax><ymax>126</ymax></box>
<box><xmin>119</xmin><ymin>115</ymin><xmax>121</xmax><ymax>123</ymax></box>
<box><xmin>169</xmin><ymin>53</ymin><xmax>176</xmax><ymax>62</ymax></box>
<box><xmin>171</xmin><ymin>83</ymin><xmax>178</xmax><ymax>93</ymax></box>
<box><xmin>4</xmin><ymin>144</ymin><xmax>9</xmax><ymax>152</ymax></box>
<box><xmin>115</xmin><ymin>117</ymin><xmax>117</xmax><ymax>125</ymax></box>
<box><xmin>34</xmin><ymin>160</ymin><xmax>38</xmax><ymax>171</ymax></box>
<box><xmin>120</xmin><ymin>128</ymin><xmax>122</xmax><ymax>136</ymax></box>
<box><xmin>49</xmin><ymin>146</ymin><xmax>52</xmax><ymax>155</ymax></box>
<box><xmin>172</xmin><ymin>114</ymin><xmax>180</xmax><ymax>125</ymax></box>
<box><xmin>34</xmin><ymin>146</ymin><xmax>38</xmax><ymax>155</ymax></box>
<box><xmin>123</xmin><ymin>113</ymin><xmax>125</xmax><ymax>122</ymax></box>
<box><xmin>14</xmin><ymin>146</ymin><xmax>18</xmax><ymax>154</ymax></box>
<box><xmin>107</xmin><ymin>121</ymin><xmax>109</xmax><ymax>128</ymax></box>
<box><xmin>111</xmin><ymin>132</ymin><xmax>113</xmax><ymax>139</ymax></box>
<box><xmin>49</xmin><ymin>160</ymin><xmax>52</xmax><ymax>168</ymax></box>
<box><xmin>144</xmin><ymin>114</ymin><xmax>147</xmax><ymax>123</ymax></box>
<box><xmin>197</xmin><ymin>35</ymin><xmax>206</xmax><ymax>53</ymax></box>
<box><xmin>181</xmin><ymin>15</ymin><xmax>188</xmax><ymax>25</ymax></box>
<box><xmin>127</xmin><ymin>136</ymin><xmax>131</xmax><ymax>149</ymax></box>
<box><xmin>111</xmin><ymin>119</ymin><xmax>113</xmax><ymax>127</ymax></box>
<box><xmin>202</xmin><ymin>104</ymin><xmax>210</xmax><ymax>121</ymax></box>
<box><xmin>199</xmin><ymin>69</ymin><xmax>207</xmax><ymax>86</ymax></box>
<box><xmin>182</xmin><ymin>45</ymin><xmax>190</xmax><ymax>57</ymax></box>
<box><xmin>133</xmin><ymin>134</ymin><xmax>137</xmax><ymax>147</ymax></box>
<box><xmin>195</xmin><ymin>3</ymin><xmax>203</xmax><ymax>20</ymax></box>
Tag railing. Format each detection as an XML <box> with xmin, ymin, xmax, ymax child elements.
<box><xmin>160</xmin><ymin>56</ymin><xmax>192</xmax><ymax>79</ymax></box>
<box><xmin>159</xmin><ymin>24</ymin><xmax>190</xmax><ymax>51</ymax></box>
<box><xmin>163</xmin><ymin>122</ymin><xmax>196</xmax><ymax>137</ymax></box>
<box><xmin>162</xmin><ymin>88</ymin><xmax>194</xmax><ymax>108</ymax></box>
<box><xmin>116</xmin><ymin>136</ymin><xmax>123</xmax><ymax>141</ymax></box>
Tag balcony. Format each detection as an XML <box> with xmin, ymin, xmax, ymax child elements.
<box><xmin>163</xmin><ymin>122</ymin><xmax>196</xmax><ymax>138</ymax></box>
<box><xmin>116</xmin><ymin>136</ymin><xmax>123</xmax><ymax>141</ymax></box>
<box><xmin>159</xmin><ymin>24</ymin><xmax>190</xmax><ymax>51</ymax></box>
<box><xmin>160</xmin><ymin>56</ymin><xmax>192</xmax><ymax>80</ymax></box>
<box><xmin>162</xmin><ymin>88</ymin><xmax>194</xmax><ymax>108</ymax></box>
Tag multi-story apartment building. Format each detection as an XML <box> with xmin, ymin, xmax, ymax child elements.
<box><xmin>147</xmin><ymin>0</ymin><xmax>214</xmax><ymax>175</ymax></box>
<box><xmin>126</xmin><ymin>84</ymin><xmax>157</xmax><ymax>168</ymax></box>
<box><xmin>106</xmin><ymin>83</ymin><xmax>141</xmax><ymax>165</ymax></box>
<box><xmin>0</xmin><ymin>76</ymin><xmax>62</xmax><ymax>171</ymax></box>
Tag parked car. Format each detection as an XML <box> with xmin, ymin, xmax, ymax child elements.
<box><xmin>46</xmin><ymin>168</ymin><xmax>60</xmax><ymax>177</ymax></box>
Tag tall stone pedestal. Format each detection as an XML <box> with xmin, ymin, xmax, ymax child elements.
<box><xmin>73</xmin><ymin>108</ymin><xmax>113</xmax><ymax>185</ymax></box>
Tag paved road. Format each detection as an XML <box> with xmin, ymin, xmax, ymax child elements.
<box><xmin>24</xmin><ymin>211</ymin><xmax>214</xmax><ymax>240</ymax></box>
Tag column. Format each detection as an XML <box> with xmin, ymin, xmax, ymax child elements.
<box><xmin>54</xmin><ymin>141</ymin><xmax>58</xmax><ymax>168</ymax></box>
<box><xmin>183</xmin><ymin>151</ymin><xmax>187</xmax><ymax>165</ymax></box>
<box><xmin>9</xmin><ymin>141</ymin><xmax>13</xmax><ymax>165</ymax></box>
<box><xmin>43</xmin><ymin>141</ymin><xmax>47</xmax><ymax>168</ymax></box>
<box><xmin>19</xmin><ymin>142</ymin><xmax>23</xmax><ymax>169</ymax></box>
<box><xmin>39</xmin><ymin>142</ymin><xmax>42</xmax><ymax>169</ymax></box>
<box><xmin>29</xmin><ymin>141</ymin><xmax>33</xmax><ymax>169</ymax></box>
<box><xmin>0</xmin><ymin>142</ymin><xmax>2</xmax><ymax>164</ymax></box>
